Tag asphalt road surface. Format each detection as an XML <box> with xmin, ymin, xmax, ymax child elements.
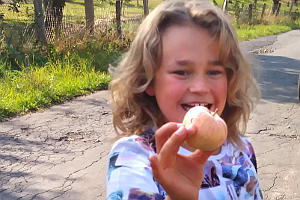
<box><xmin>0</xmin><ymin>30</ymin><xmax>300</xmax><ymax>200</ymax></box>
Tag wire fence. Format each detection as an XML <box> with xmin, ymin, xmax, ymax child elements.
<box><xmin>0</xmin><ymin>0</ymin><xmax>299</xmax><ymax>45</ymax></box>
<box><xmin>0</xmin><ymin>1</ymin><xmax>147</xmax><ymax>44</ymax></box>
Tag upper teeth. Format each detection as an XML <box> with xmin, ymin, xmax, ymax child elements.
<box><xmin>191</xmin><ymin>103</ymin><xmax>208</xmax><ymax>107</ymax></box>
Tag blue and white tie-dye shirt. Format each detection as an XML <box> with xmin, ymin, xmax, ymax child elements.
<box><xmin>106</xmin><ymin>129</ymin><xmax>263</xmax><ymax>200</ymax></box>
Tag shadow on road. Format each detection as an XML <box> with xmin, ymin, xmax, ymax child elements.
<box><xmin>0</xmin><ymin>131</ymin><xmax>73</xmax><ymax>199</ymax></box>
<box><xmin>255</xmin><ymin>55</ymin><xmax>300</xmax><ymax>103</ymax></box>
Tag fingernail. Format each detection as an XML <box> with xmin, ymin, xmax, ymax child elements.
<box><xmin>185</xmin><ymin>124</ymin><xmax>193</xmax><ymax>132</ymax></box>
<box><xmin>176</xmin><ymin>123</ymin><xmax>182</xmax><ymax>129</ymax></box>
<box><xmin>175</xmin><ymin>125</ymin><xmax>185</xmax><ymax>135</ymax></box>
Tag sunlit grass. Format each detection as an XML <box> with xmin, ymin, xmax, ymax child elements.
<box><xmin>0</xmin><ymin>59</ymin><xmax>111</xmax><ymax>119</ymax></box>
<box><xmin>236</xmin><ymin>23</ymin><xmax>295</xmax><ymax>41</ymax></box>
<box><xmin>0</xmin><ymin>4</ymin><xmax>34</xmax><ymax>23</ymax></box>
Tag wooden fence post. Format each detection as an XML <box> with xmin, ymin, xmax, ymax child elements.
<box><xmin>116</xmin><ymin>0</ymin><xmax>122</xmax><ymax>37</ymax></box>
<box><xmin>143</xmin><ymin>0</ymin><xmax>149</xmax><ymax>16</ymax></box>
<box><xmin>222</xmin><ymin>0</ymin><xmax>228</xmax><ymax>13</ymax></box>
<box><xmin>248</xmin><ymin>3</ymin><xmax>253</xmax><ymax>24</ymax></box>
<box><xmin>240</xmin><ymin>5</ymin><xmax>247</xmax><ymax>20</ymax></box>
<box><xmin>289</xmin><ymin>0</ymin><xmax>294</xmax><ymax>14</ymax></box>
<box><xmin>34</xmin><ymin>0</ymin><xmax>47</xmax><ymax>43</ymax></box>
<box><xmin>276</xmin><ymin>2</ymin><xmax>281</xmax><ymax>16</ymax></box>
<box><xmin>261</xmin><ymin>3</ymin><xmax>266</xmax><ymax>21</ymax></box>
<box><xmin>272</xmin><ymin>0</ymin><xmax>280</xmax><ymax>14</ymax></box>
<box><xmin>84</xmin><ymin>0</ymin><xmax>94</xmax><ymax>34</ymax></box>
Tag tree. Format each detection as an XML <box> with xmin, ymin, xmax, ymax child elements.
<box><xmin>84</xmin><ymin>0</ymin><xmax>94</xmax><ymax>34</ymax></box>
<box><xmin>44</xmin><ymin>0</ymin><xmax>66</xmax><ymax>38</ymax></box>
<box><xmin>116</xmin><ymin>0</ymin><xmax>122</xmax><ymax>37</ymax></box>
<box><xmin>33</xmin><ymin>0</ymin><xmax>46</xmax><ymax>43</ymax></box>
<box><xmin>272</xmin><ymin>0</ymin><xmax>280</xmax><ymax>14</ymax></box>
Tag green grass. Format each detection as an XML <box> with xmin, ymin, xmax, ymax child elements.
<box><xmin>0</xmin><ymin>32</ymin><xmax>123</xmax><ymax>120</ymax></box>
<box><xmin>236</xmin><ymin>21</ymin><xmax>299</xmax><ymax>41</ymax></box>
<box><xmin>0</xmin><ymin>55</ymin><xmax>111</xmax><ymax>119</ymax></box>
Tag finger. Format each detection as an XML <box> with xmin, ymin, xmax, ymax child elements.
<box><xmin>190</xmin><ymin>149</ymin><xmax>214</xmax><ymax>164</ymax></box>
<box><xmin>149</xmin><ymin>155</ymin><xmax>162</xmax><ymax>183</ymax></box>
<box><xmin>158</xmin><ymin>125</ymin><xmax>188</xmax><ymax>169</ymax></box>
<box><xmin>155</xmin><ymin>122</ymin><xmax>180</xmax><ymax>154</ymax></box>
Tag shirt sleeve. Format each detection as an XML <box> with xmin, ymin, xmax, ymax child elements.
<box><xmin>106</xmin><ymin>136</ymin><xmax>165</xmax><ymax>200</ymax></box>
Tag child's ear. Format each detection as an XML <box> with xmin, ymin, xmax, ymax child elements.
<box><xmin>145</xmin><ymin>86</ymin><xmax>155</xmax><ymax>96</ymax></box>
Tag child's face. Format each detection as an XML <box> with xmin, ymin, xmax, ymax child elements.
<box><xmin>146</xmin><ymin>24</ymin><xmax>227</xmax><ymax>123</ymax></box>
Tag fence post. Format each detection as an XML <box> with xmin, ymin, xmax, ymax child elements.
<box><xmin>276</xmin><ymin>2</ymin><xmax>281</xmax><ymax>16</ymax></box>
<box><xmin>254</xmin><ymin>0</ymin><xmax>257</xmax><ymax>9</ymax></box>
<box><xmin>222</xmin><ymin>0</ymin><xmax>228</xmax><ymax>13</ymax></box>
<box><xmin>116</xmin><ymin>0</ymin><xmax>122</xmax><ymax>37</ymax></box>
<box><xmin>289</xmin><ymin>0</ymin><xmax>294</xmax><ymax>14</ymax></box>
<box><xmin>248</xmin><ymin>3</ymin><xmax>253</xmax><ymax>24</ymax></box>
<box><xmin>34</xmin><ymin>0</ymin><xmax>46</xmax><ymax>43</ymax></box>
<box><xmin>84</xmin><ymin>0</ymin><xmax>94</xmax><ymax>34</ymax></box>
<box><xmin>261</xmin><ymin>3</ymin><xmax>266</xmax><ymax>21</ymax></box>
<box><xmin>143</xmin><ymin>0</ymin><xmax>149</xmax><ymax>16</ymax></box>
<box><xmin>43</xmin><ymin>0</ymin><xmax>49</xmax><ymax>11</ymax></box>
<box><xmin>272</xmin><ymin>0</ymin><xmax>280</xmax><ymax>14</ymax></box>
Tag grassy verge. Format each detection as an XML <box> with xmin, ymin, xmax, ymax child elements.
<box><xmin>0</xmin><ymin>62</ymin><xmax>111</xmax><ymax>119</ymax></box>
<box><xmin>0</xmin><ymin>32</ymin><xmax>124</xmax><ymax>120</ymax></box>
<box><xmin>236</xmin><ymin>21</ymin><xmax>300</xmax><ymax>41</ymax></box>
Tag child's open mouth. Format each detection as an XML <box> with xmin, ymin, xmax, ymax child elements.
<box><xmin>182</xmin><ymin>103</ymin><xmax>212</xmax><ymax>111</ymax></box>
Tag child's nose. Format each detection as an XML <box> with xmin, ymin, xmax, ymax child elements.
<box><xmin>188</xmin><ymin>77</ymin><xmax>210</xmax><ymax>94</ymax></box>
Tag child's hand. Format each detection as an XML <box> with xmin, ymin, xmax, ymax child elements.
<box><xmin>149</xmin><ymin>122</ymin><xmax>213</xmax><ymax>200</ymax></box>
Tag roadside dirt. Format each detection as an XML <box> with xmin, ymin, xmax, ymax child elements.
<box><xmin>0</xmin><ymin>30</ymin><xmax>300</xmax><ymax>200</ymax></box>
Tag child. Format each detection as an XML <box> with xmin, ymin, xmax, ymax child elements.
<box><xmin>106</xmin><ymin>0</ymin><xmax>262</xmax><ymax>199</ymax></box>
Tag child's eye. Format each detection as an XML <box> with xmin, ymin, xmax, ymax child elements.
<box><xmin>173</xmin><ymin>70</ymin><xmax>188</xmax><ymax>76</ymax></box>
<box><xmin>207</xmin><ymin>70</ymin><xmax>224</xmax><ymax>76</ymax></box>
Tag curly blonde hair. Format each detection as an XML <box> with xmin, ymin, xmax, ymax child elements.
<box><xmin>109</xmin><ymin>0</ymin><xmax>260</xmax><ymax>147</ymax></box>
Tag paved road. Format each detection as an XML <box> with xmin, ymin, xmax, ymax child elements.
<box><xmin>0</xmin><ymin>30</ymin><xmax>300</xmax><ymax>200</ymax></box>
<box><xmin>243</xmin><ymin>30</ymin><xmax>300</xmax><ymax>200</ymax></box>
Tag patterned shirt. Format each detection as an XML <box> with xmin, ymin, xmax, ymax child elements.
<box><xmin>106</xmin><ymin>129</ymin><xmax>263</xmax><ymax>200</ymax></box>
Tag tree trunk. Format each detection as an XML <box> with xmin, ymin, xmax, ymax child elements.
<box><xmin>45</xmin><ymin>0</ymin><xmax>65</xmax><ymax>39</ymax></box>
<box><xmin>84</xmin><ymin>0</ymin><xmax>94</xmax><ymax>34</ymax></box>
<box><xmin>143</xmin><ymin>0</ymin><xmax>149</xmax><ymax>16</ymax></box>
<box><xmin>116</xmin><ymin>0</ymin><xmax>122</xmax><ymax>37</ymax></box>
<box><xmin>34</xmin><ymin>0</ymin><xmax>46</xmax><ymax>43</ymax></box>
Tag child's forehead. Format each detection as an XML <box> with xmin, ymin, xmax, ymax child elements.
<box><xmin>161</xmin><ymin>25</ymin><xmax>220</xmax><ymax>49</ymax></box>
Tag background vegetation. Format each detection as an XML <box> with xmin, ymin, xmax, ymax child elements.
<box><xmin>0</xmin><ymin>0</ymin><xmax>299</xmax><ymax>120</ymax></box>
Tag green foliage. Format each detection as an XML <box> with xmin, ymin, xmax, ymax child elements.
<box><xmin>0</xmin><ymin>25</ymin><xmax>125</xmax><ymax>120</ymax></box>
<box><xmin>0</xmin><ymin>61</ymin><xmax>111</xmax><ymax>120</ymax></box>
<box><xmin>235</xmin><ymin>20</ymin><xmax>300</xmax><ymax>41</ymax></box>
